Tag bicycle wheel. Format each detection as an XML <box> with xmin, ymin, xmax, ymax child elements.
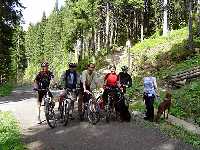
<box><xmin>59</xmin><ymin>101</ymin><xmax>64</xmax><ymax>119</ymax></box>
<box><xmin>45</xmin><ymin>102</ymin><xmax>56</xmax><ymax>128</ymax></box>
<box><xmin>87</xmin><ymin>100</ymin><xmax>100</xmax><ymax>125</ymax></box>
<box><xmin>105</xmin><ymin>96</ymin><xmax>111</xmax><ymax>123</ymax></box>
<box><xmin>63</xmin><ymin>100</ymin><xmax>70</xmax><ymax>126</ymax></box>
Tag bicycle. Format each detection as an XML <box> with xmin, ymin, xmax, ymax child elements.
<box><xmin>85</xmin><ymin>90</ymin><xmax>102</xmax><ymax>125</ymax></box>
<box><xmin>59</xmin><ymin>88</ymin><xmax>77</xmax><ymax>126</ymax></box>
<box><xmin>35</xmin><ymin>88</ymin><xmax>57</xmax><ymax>128</ymax></box>
<box><xmin>104</xmin><ymin>87</ymin><xmax>123</xmax><ymax>123</ymax></box>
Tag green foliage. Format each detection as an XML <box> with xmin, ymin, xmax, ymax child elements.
<box><xmin>129</xmin><ymin>101</ymin><xmax>145</xmax><ymax>112</ymax></box>
<box><xmin>0</xmin><ymin>83</ymin><xmax>13</xmax><ymax>97</ymax></box>
<box><xmin>171</xmin><ymin>80</ymin><xmax>200</xmax><ymax>126</ymax></box>
<box><xmin>159</xmin><ymin>123</ymin><xmax>200</xmax><ymax>149</ymax></box>
<box><xmin>0</xmin><ymin>112</ymin><xmax>24</xmax><ymax>150</ymax></box>
<box><xmin>0</xmin><ymin>0</ymin><xmax>24</xmax><ymax>84</ymax></box>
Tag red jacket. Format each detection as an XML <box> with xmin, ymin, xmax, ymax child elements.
<box><xmin>104</xmin><ymin>73</ymin><xmax>118</xmax><ymax>87</ymax></box>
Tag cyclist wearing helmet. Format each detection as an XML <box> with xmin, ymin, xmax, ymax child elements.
<box><xmin>118</xmin><ymin>66</ymin><xmax>132</xmax><ymax>93</ymax></box>
<box><xmin>59</xmin><ymin>63</ymin><xmax>80</xmax><ymax>120</ymax></box>
<box><xmin>102</xmin><ymin>64</ymin><xmax>120</xmax><ymax>104</ymax></box>
<box><xmin>34</xmin><ymin>62</ymin><xmax>55</xmax><ymax>123</ymax></box>
<box><xmin>80</xmin><ymin>63</ymin><xmax>101</xmax><ymax>120</ymax></box>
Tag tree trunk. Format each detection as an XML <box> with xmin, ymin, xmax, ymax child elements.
<box><xmin>91</xmin><ymin>27</ymin><xmax>95</xmax><ymax>56</ymax></box>
<box><xmin>78</xmin><ymin>28</ymin><xmax>84</xmax><ymax>62</ymax></box>
<box><xmin>110</xmin><ymin>16</ymin><xmax>114</xmax><ymax>48</ymax></box>
<box><xmin>188</xmin><ymin>0</ymin><xmax>193</xmax><ymax>50</ymax></box>
<box><xmin>141</xmin><ymin>11</ymin><xmax>144</xmax><ymax>42</ymax></box>
<box><xmin>198</xmin><ymin>0</ymin><xmax>200</xmax><ymax>34</ymax></box>
<box><xmin>114</xmin><ymin>21</ymin><xmax>118</xmax><ymax>45</ymax></box>
<box><xmin>97</xmin><ymin>31</ymin><xmax>101</xmax><ymax>54</ymax></box>
<box><xmin>163</xmin><ymin>0</ymin><xmax>169</xmax><ymax>35</ymax></box>
<box><xmin>105</xmin><ymin>2</ymin><xmax>110</xmax><ymax>52</ymax></box>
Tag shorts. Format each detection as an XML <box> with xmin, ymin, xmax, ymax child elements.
<box><xmin>38</xmin><ymin>90</ymin><xmax>53</xmax><ymax>103</ymax></box>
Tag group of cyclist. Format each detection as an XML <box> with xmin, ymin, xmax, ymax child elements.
<box><xmin>34</xmin><ymin>62</ymin><xmax>132</xmax><ymax>124</ymax></box>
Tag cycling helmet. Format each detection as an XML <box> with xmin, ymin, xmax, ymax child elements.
<box><xmin>41</xmin><ymin>62</ymin><xmax>49</xmax><ymax>67</ymax></box>
<box><xmin>109</xmin><ymin>64</ymin><xmax>116</xmax><ymax>70</ymax></box>
<box><xmin>69</xmin><ymin>63</ymin><xmax>77</xmax><ymax>68</ymax></box>
<box><xmin>121</xmin><ymin>65</ymin><xmax>128</xmax><ymax>71</ymax></box>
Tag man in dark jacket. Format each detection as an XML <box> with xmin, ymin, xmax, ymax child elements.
<box><xmin>118</xmin><ymin>65</ymin><xmax>132</xmax><ymax>93</ymax></box>
<box><xmin>34</xmin><ymin>62</ymin><xmax>55</xmax><ymax>124</ymax></box>
<box><xmin>59</xmin><ymin>63</ymin><xmax>80</xmax><ymax>120</ymax></box>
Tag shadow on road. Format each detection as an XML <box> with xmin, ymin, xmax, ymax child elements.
<box><xmin>22</xmin><ymin>115</ymin><xmax>194</xmax><ymax>150</ymax></box>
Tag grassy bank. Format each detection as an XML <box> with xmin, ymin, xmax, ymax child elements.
<box><xmin>0</xmin><ymin>112</ymin><xmax>24</xmax><ymax>150</ymax></box>
<box><xmin>129</xmin><ymin>26</ymin><xmax>200</xmax><ymax>126</ymax></box>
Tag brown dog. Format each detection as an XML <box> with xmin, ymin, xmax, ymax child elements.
<box><xmin>156</xmin><ymin>92</ymin><xmax>172</xmax><ymax>122</ymax></box>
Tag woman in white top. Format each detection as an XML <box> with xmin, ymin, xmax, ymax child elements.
<box><xmin>143</xmin><ymin>75</ymin><xmax>158</xmax><ymax>121</ymax></box>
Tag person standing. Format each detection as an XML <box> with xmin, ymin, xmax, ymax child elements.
<box><xmin>143</xmin><ymin>74</ymin><xmax>158</xmax><ymax>121</ymax></box>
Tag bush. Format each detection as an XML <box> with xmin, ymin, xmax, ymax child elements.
<box><xmin>0</xmin><ymin>112</ymin><xmax>24</xmax><ymax>150</ymax></box>
<box><xmin>0</xmin><ymin>83</ymin><xmax>13</xmax><ymax>97</ymax></box>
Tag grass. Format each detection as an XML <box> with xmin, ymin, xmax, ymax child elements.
<box><xmin>141</xmin><ymin>120</ymin><xmax>200</xmax><ymax>149</ymax></box>
<box><xmin>170</xmin><ymin>80</ymin><xmax>200</xmax><ymax>126</ymax></box>
<box><xmin>159</xmin><ymin>122</ymin><xmax>200</xmax><ymax>149</ymax></box>
<box><xmin>132</xmin><ymin>27</ymin><xmax>188</xmax><ymax>54</ymax></box>
<box><xmin>0</xmin><ymin>83</ymin><xmax>13</xmax><ymax>97</ymax></box>
<box><xmin>0</xmin><ymin>112</ymin><xmax>25</xmax><ymax>150</ymax></box>
<box><xmin>130</xmin><ymin>102</ymin><xmax>200</xmax><ymax>149</ymax></box>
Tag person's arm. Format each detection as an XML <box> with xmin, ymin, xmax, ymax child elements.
<box><xmin>76</xmin><ymin>73</ymin><xmax>81</xmax><ymax>89</ymax></box>
<box><xmin>103</xmin><ymin>74</ymin><xmax>109</xmax><ymax>88</ymax></box>
<box><xmin>128</xmin><ymin>74</ymin><xmax>132</xmax><ymax>87</ymax></box>
<box><xmin>33</xmin><ymin>73</ymin><xmax>40</xmax><ymax>89</ymax></box>
<box><xmin>50</xmin><ymin>72</ymin><xmax>57</xmax><ymax>87</ymax></box>
<box><xmin>82</xmin><ymin>71</ymin><xmax>87</xmax><ymax>92</ymax></box>
<box><xmin>153</xmin><ymin>77</ymin><xmax>158</xmax><ymax>95</ymax></box>
<box><xmin>59</xmin><ymin>71</ymin><xmax>66</xmax><ymax>88</ymax></box>
<box><xmin>94</xmin><ymin>73</ymin><xmax>101</xmax><ymax>89</ymax></box>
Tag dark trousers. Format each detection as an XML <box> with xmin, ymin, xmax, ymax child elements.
<box><xmin>38</xmin><ymin>90</ymin><xmax>53</xmax><ymax>103</ymax></box>
<box><xmin>143</xmin><ymin>93</ymin><xmax>155</xmax><ymax>120</ymax></box>
<box><xmin>102</xmin><ymin>87</ymin><xmax>119</xmax><ymax>105</ymax></box>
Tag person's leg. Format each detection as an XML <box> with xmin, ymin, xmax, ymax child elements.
<box><xmin>102</xmin><ymin>88</ymin><xmax>109</xmax><ymax>105</ymax></box>
<box><xmin>58</xmin><ymin>90</ymin><xmax>65</xmax><ymax>110</ymax></box>
<box><xmin>149</xmin><ymin>96</ymin><xmax>155</xmax><ymax>121</ymax></box>
<box><xmin>69</xmin><ymin>91</ymin><xmax>76</xmax><ymax>120</ymax></box>
<box><xmin>144</xmin><ymin>94</ymin><xmax>149</xmax><ymax>119</ymax></box>
<box><xmin>48</xmin><ymin>91</ymin><xmax>55</xmax><ymax>107</ymax></box>
<box><xmin>145</xmin><ymin>95</ymin><xmax>151</xmax><ymax>120</ymax></box>
<box><xmin>78</xmin><ymin>91</ymin><xmax>84</xmax><ymax>120</ymax></box>
<box><xmin>37</xmin><ymin>91</ymin><xmax>44</xmax><ymax>123</ymax></box>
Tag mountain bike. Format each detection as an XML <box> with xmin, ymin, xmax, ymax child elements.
<box><xmin>36</xmin><ymin>88</ymin><xmax>57</xmax><ymax>128</ymax></box>
<box><xmin>59</xmin><ymin>88</ymin><xmax>77</xmax><ymax>126</ymax></box>
<box><xmin>85</xmin><ymin>90</ymin><xmax>102</xmax><ymax>125</ymax></box>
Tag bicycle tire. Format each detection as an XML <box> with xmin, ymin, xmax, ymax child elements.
<box><xmin>45</xmin><ymin>103</ymin><xmax>56</xmax><ymax>128</ymax></box>
<box><xmin>87</xmin><ymin>101</ymin><xmax>100</xmax><ymax>125</ymax></box>
<box><xmin>105</xmin><ymin>96</ymin><xmax>112</xmax><ymax>123</ymax></box>
<box><xmin>63</xmin><ymin>102</ymin><xmax>70</xmax><ymax>126</ymax></box>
